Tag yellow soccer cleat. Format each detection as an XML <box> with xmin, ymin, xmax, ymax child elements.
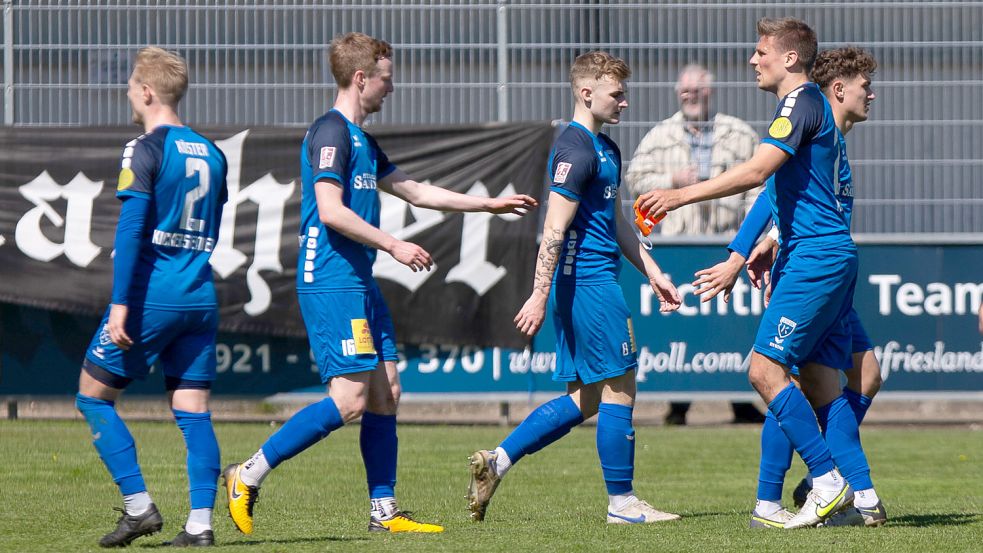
<box><xmin>369</xmin><ymin>511</ymin><xmax>445</xmax><ymax>533</ymax></box>
<box><xmin>223</xmin><ymin>463</ymin><xmax>260</xmax><ymax>535</ymax></box>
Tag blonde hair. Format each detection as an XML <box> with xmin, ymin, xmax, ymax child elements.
<box><xmin>131</xmin><ymin>47</ymin><xmax>188</xmax><ymax>106</ymax></box>
<box><xmin>569</xmin><ymin>51</ymin><xmax>631</xmax><ymax>91</ymax></box>
<box><xmin>756</xmin><ymin>17</ymin><xmax>818</xmax><ymax>71</ymax></box>
<box><xmin>329</xmin><ymin>32</ymin><xmax>393</xmax><ymax>88</ymax></box>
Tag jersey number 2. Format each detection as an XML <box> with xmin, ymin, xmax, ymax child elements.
<box><xmin>182</xmin><ymin>158</ymin><xmax>211</xmax><ymax>232</ymax></box>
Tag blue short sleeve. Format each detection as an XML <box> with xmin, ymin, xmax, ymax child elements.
<box><xmin>548</xmin><ymin>143</ymin><xmax>598</xmax><ymax>201</ymax></box>
<box><xmin>116</xmin><ymin>132</ymin><xmax>164</xmax><ymax>200</ymax></box>
<box><xmin>366</xmin><ymin>133</ymin><xmax>397</xmax><ymax>179</ymax></box>
<box><xmin>762</xmin><ymin>86</ymin><xmax>824</xmax><ymax>156</ymax></box>
<box><xmin>307</xmin><ymin>118</ymin><xmax>352</xmax><ymax>185</ymax></box>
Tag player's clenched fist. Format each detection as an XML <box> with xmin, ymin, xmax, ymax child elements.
<box><xmin>514</xmin><ymin>291</ymin><xmax>548</xmax><ymax>337</ymax></box>
<box><xmin>389</xmin><ymin>240</ymin><xmax>433</xmax><ymax>272</ymax></box>
<box><xmin>107</xmin><ymin>303</ymin><xmax>133</xmax><ymax>350</ymax></box>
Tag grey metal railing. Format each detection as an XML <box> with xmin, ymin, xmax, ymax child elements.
<box><xmin>5</xmin><ymin>0</ymin><xmax>982</xmax><ymax>233</ymax></box>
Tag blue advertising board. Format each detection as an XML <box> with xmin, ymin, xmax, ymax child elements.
<box><xmin>2</xmin><ymin>243</ymin><xmax>981</xmax><ymax>399</ymax></box>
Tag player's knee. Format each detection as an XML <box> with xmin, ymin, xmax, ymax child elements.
<box><xmin>334</xmin><ymin>395</ymin><xmax>368</xmax><ymax>423</ymax></box>
<box><xmin>862</xmin><ymin>368</ymin><xmax>882</xmax><ymax>398</ymax></box>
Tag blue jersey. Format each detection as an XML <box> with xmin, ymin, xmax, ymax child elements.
<box><xmin>547</xmin><ymin>122</ymin><xmax>623</xmax><ymax>285</ymax></box>
<box><xmin>833</xmin><ymin>128</ymin><xmax>855</xmax><ymax>227</ymax></box>
<box><xmin>731</xmin><ymin>127</ymin><xmax>858</xmax><ymax>255</ymax></box>
<box><xmin>298</xmin><ymin>109</ymin><xmax>396</xmax><ymax>292</ymax></box>
<box><xmin>762</xmin><ymin>83</ymin><xmax>850</xmax><ymax>244</ymax></box>
<box><xmin>115</xmin><ymin>125</ymin><xmax>228</xmax><ymax>309</ymax></box>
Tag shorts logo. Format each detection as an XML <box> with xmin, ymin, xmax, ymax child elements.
<box><xmin>769</xmin><ymin>116</ymin><xmax>793</xmax><ymax>139</ymax></box>
<box><xmin>554</xmin><ymin>162</ymin><xmax>572</xmax><ymax>184</ymax></box>
<box><xmin>98</xmin><ymin>324</ymin><xmax>112</xmax><ymax>346</ymax></box>
<box><xmin>626</xmin><ymin>318</ymin><xmax>637</xmax><ymax>354</ymax></box>
<box><xmin>351</xmin><ymin>318</ymin><xmax>376</xmax><ymax>355</ymax></box>
<box><xmin>319</xmin><ymin>146</ymin><xmax>336</xmax><ymax>169</ymax></box>
<box><xmin>776</xmin><ymin>316</ymin><xmax>797</xmax><ymax>342</ymax></box>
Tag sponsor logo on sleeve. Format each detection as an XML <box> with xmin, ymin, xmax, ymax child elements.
<box><xmin>768</xmin><ymin>117</ymin><xmax>793</xmax><ymax>139</ymax></box>
<box><xmin>319</xmin><ymin>146</ymin><xmax>337</xmax><ymax>169</ymax></box>
<box><xmin>117</xmin><ymin>168</ymin><xmax>135</xmax><ymax>191</ymax></box>
<box><xmin>554</xmin><ymin>162</ymin><xmax>572</xmax><ymax>184</ymax></box>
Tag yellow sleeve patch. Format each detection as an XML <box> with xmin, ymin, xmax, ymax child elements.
<box><xmin>351</xmin><ymin>318</ymin><xmax>377</xmax><ymax>354</ymax></box>
<box><xmin>117</xmin><ymin>168</ymin><xmax>135</xmax><ymax>191</ymax></box>
<box><xmin>768</xmin><ymin>117</ymin><xmax>793</xmax><ymax>139</ymax></box>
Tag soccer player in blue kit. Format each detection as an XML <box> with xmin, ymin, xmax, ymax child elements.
<box><xmin>637</xmin><ymin>18</ymin><xmax>865</xmax><ymax>528</ymax></box>
<box><xmin>690</xmin><ymin>47</ymin><xmax>886</xmax><ymax>528</ymax></box>
<box><xmin>222</xmin><ymin>32</ymin><xmax>537</xmax><ymax>535</ymax></box>
<box><xmin>467</xmin><ymin>51</ymin><xmax>682</xmax><ymax>525</ymax></box>
<box><xmin>75</xmin><ymin>47</ymin><xmax>228</xmax><ymax>547</ymax></box>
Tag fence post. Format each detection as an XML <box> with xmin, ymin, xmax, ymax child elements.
<box><xmin>3</xmin><ymin>0</ymin><xmax>12</xmax><ymax>125</ymax></box>
<box><xmin>496</xmin><ymin>0</ymin><xmax>509</xmax><ymax>123</ymax></box>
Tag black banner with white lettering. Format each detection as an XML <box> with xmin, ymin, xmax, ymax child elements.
<box><xmin>0</xmin><ymin>123</ymin><xmax>553</xmax><ymax>349</ymax></box>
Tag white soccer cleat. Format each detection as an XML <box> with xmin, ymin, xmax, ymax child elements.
<box><xmin>607</xmin><ymin>497</ymin><xmax>681</xmax><ymax>524</ymax></box>
<box><xmin>818</xmin><ymin>506</ymin><xmax>866</xmax><ymax>527</ymax></box>
<box><xmin>749</xmin><ymin>508</ymin><xmax>795</xmax><ymax>529</ymax></box>
<box><xmin>784</xmin><ymin>482</ymin><xmax>853</xmax><ymax>529</ymax></box>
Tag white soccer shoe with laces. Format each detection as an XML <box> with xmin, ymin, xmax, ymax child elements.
<box><xmin>607</xmin><ymin>497</ymin><xmax>680</xmax><ymax>524</ymax></box>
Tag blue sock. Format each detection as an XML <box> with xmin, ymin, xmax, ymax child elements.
<box><xmin>75</xmin><ymin>393</ymin><xmax>146</xmax><ymax>495</ymax></box>
<box><xmin>173</xmin><ymin>409</ymin><xmax>220</xmax><ymax>510</ymax></box>
<box><xmin>596</xmin><ymin>403</ymin><xmax>634</xmax><ymax>495</ymax></box>
<box><xmin>767</xmin><ymin>384</ymin><xmax>834</xmax><ymax>477</ymax></box>
<box><xmin>757</xmin><ymin>409</ymin><xmax>793</xmax><ymax>501</ymax></box>
<box><xmin>499</xmin><ymin>395</ymin><xmax>584</xmax><ymax>463</ymax></box>
<box><xmin>815</xmin><ymin>394</ymin><xmax>873</xmax><ymax>490</ymax></box>
<box><xmin>842</xmin><ymin>387</ymin><xmax>873</xmax><ymax>425</ymax></box>
<box><xmin>360</xmin><ymin>412</ymin><xmax>397</xmax><ymax>499</ymax></box>
<box><xmin>261</xmin><ymin>398</ymin><xmax>344</xmax><ymax>468</ymax></box>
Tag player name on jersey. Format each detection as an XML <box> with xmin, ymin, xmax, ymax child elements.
<box><xmin>152</xmin><ymin>229</ymin><xmax>217</xmax><ymax>252</ymax></box>
<box><xmin>175</xmin><ymin>139</ymin><xmax>210</xmax><ymax>157</ymax></box>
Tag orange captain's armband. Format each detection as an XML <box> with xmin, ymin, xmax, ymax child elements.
<box><xmin>633</xmin><ymin>197</ymin><xmax>666</xmax><ymax>237</ymax></box>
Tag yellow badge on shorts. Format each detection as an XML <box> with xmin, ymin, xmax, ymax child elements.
<box><xmin>117</xmin><ymin>168</ymin><xmax>135</xmax><ymax>191</ymax></box>
<box><xmin>768</xmin><ymin>117</ymin><xmax>793</xmax><ymax>139</ymax></box>
<box><xmin>627</xmin><ymin>318</ymin><xmax>637</xmax><ymax>353</ymax></box>
<box><xmin>351</xmin><ymin>318</ymin><xmax>376</xmax><ymax>354</ymax></box>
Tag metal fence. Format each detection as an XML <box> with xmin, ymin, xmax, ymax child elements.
<box><xmin>4</xmin><ymin>0</ymin><xmax>982</xmax><ymax>233</ymax></box>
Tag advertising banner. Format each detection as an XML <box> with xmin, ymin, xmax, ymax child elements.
<box><xmin>2</xmin><ymin>244</ymin><xmax>980</xmax><ymax>398</ymax></box>
<box><xmin>0</xmin><ymin>124</ymin><xmax>553</xmax><ymax>349</ymax></box>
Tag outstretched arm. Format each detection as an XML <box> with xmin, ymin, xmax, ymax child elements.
<box><xmin>635</xmin><ymin>143</ymin><xmax>787</xmax><ymax>220</ymax></box>
<box><xmin>514</xmin><ymin>192</ymin><xmax>578</xmax><ymax>336</ymax></box>
<box><xmin>380</xmin><ymin>169</ymin><xmax>538</xmax><ymax>214</ymax></box>
<box><xmin>692</xmin><ymin>192</ymin><xmax>774</xmax><ymax>303</ymax></box>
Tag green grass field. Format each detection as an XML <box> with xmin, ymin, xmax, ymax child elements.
<box><xmin>1</xmin><ymin>420</ymin><xmax>981</xmax><ymax>552</ymax></box>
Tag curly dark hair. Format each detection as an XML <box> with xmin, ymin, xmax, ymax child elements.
<box><xmin>811</xmin><ymin>47</ymin><xmax>878</xmax><ymax>90</ymax></box>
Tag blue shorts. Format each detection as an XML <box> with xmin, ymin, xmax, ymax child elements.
<box><xmin>551</xmin><ymin>282</ymin><xmax>638</xmax><ymax>385</ymax></box>
<box><xmin>298</xmin><ymin>286</ymin><xmax>398</xmax><ymax>383</ymax></box>
<box><xmin>789</xmin><ymin>308</ymin><xmax>873</xmax><ymax>376</ymax></box>
<box><xmin>846</xmin><ymin>308</ymin><xmax>873</xmax><ymax>354</ymax></box>
<box><xmin>754</xmin><ymin>242</ymin><xmax>858</xmax><ymax>371</ymax></box>
<box><xmin>84</xmin><ymin>305</ymin><xmax>218</xmax><ymax>383</ymax></box>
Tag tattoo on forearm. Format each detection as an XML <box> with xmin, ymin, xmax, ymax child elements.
<box><xmin>534</xmin><ymin>228</ymin><xmax>565</xmax><ymax>295</ymax></box>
